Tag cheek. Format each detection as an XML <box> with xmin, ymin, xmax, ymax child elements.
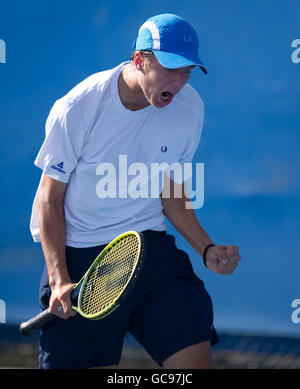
<box><xmin>144</xmin><ymin>77</ymin><xmax>162</xmax><ymax>98</ymax></box>
<box><xmin>184</xmin><ymin>73</ymin><xmax>191</xmax><ymax>84</ymax></box>
<box><xmin>155</xmin><ymin>72</ymin><xmax>169</xmax><ymax>86</ymax></box>
<box><xmin>149</xmin><ymin>75</ymin><xmax>169</xmax><ymax>97</ymax></box>
<box><xmin>141</xmin><ymin>69</ymin><xmax>169</xmax><ymax>100</ymax></box>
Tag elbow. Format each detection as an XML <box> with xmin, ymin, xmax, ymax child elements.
<box><xmin>37</xmin><ymin>187</ymin><xmax>64</xmax><ymax>214</ymax></box>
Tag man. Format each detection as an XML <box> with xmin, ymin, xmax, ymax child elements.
<box><xmin>30</xmin><ymin>13</ymin><xmax>241</xmax><ymax>369</ymax></box>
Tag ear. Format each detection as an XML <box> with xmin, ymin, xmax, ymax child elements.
<box><xmin>133</xmin><ymin>51</ymin><xmax>144</xmax><ymax>71</ymax></box>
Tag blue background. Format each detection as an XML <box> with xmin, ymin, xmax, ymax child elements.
<box><xmin>0</xmin><ymin>0</ymin><xmax>299</xmax><ymax>336</ymax></box>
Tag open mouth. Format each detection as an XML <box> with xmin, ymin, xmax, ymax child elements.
<box><xmin>161</xmin><ymin>91</ymin><xmax>173</xmax><ymax>101</ymax></box>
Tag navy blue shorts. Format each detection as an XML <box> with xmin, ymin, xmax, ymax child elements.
<box><xmin>38</xmin><ymin>230</ymin><xmax>219</xmax><ymax>369</ymax></box>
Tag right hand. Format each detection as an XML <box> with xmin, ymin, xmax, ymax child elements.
<box><xmin>49</xmin><ymin>282</ymin><xmax>77</xmax><ymax>319</ymax></box>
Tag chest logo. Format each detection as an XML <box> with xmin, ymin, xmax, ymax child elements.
<box><xmin>161</xmin><ymin>145</ymin><xmax>168</xmax><ymax>153</ymax></box>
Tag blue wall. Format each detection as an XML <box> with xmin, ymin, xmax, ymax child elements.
<box><xmin>0</xmin><ymin>0</ymin><xmax>299</xmax><ymax>336</ymax></box>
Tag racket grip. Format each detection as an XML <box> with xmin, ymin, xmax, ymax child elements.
<box><xmin>19</xmin><ymin>308</ymin><xmax>56</xmax><ymax>337</ymax></box>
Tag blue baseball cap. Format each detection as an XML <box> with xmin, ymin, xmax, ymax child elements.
<box><xmin>132</xmin><ymin>14</ymin><xmax>207</xmax><ymax>74</ymax></box>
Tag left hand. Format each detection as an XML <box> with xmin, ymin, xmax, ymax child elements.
<box><xmin>204</xmin><ymin>245</ymin><xmax>241</xmax><ymax>275</ymax></box>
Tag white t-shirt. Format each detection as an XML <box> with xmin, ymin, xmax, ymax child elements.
<box><xmin>30</xmin><ymin>62</ymin><xmax>204</xmax><ymax>247</ymax></box>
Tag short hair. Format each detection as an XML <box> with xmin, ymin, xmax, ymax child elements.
<box><xmin>130</xmin><ymin>50</ymin><xmax>155</xmax><ymax>64</ymax></box>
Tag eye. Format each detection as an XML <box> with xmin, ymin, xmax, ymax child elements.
<box><xmin>165</xmin><ymin>67</ymin><xmax>176</xmax><ymax>73</ymax></box>
<box><xmin>184</xmin><ymin>67</ymin><xmax>194</xmax><ymax>74</ymax></box>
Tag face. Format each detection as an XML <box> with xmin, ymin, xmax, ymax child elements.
<box><xmin>135</xmin><ymin>53</ymin><xmax>195</xmax><ymax>108</ymax></box>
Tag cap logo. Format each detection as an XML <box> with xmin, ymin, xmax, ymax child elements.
<box><xmin>139</xmin><ymin>21</ymin><xmax>160</xmax><ymax>50</ymax></box>
<box><xmin>183</xmin><ymin>34</ymin><xmax>192</xmax><ymax>44</ymax></box>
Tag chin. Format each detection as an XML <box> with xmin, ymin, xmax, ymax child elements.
<box><xmin>152</xmin><ymin>102</ymin><xmax>165</xmax><ymax>108</ymax></box>
<box><xmin>147</xmin><ymin>98</ymin><xmax>162</xmax><ymax>108</ymax></box>
<box><xmin>151</xmin><ymin>97</ymin><xmax>171</xmax><ymax>108</ymax></box>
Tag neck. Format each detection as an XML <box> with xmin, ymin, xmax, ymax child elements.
<box><xmin>118</xmin><ymin>63</ymin><xmax>150</xmax><ymax>111</ymax></box>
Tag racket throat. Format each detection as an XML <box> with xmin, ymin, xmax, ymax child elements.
<box><xmin>70</xmin><ymin>284</ymin><xmax>81</xmax><ymax>304</ymax></box>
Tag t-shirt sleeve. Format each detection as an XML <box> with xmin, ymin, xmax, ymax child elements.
<box><xmin>165</xmin><ymin>100</ymin><xmax>204</xmax><ymax>184</ymax></box>
<box><xmin>34</xmin><ymin>100</ymin><xmax>85</xmax><ymax>183</ymax></box>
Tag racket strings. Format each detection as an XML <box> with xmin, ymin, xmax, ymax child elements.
<box><xmin>80</xmin><ymin>235</ymin><xmax>140</xmax><ymax>316</ymax></box>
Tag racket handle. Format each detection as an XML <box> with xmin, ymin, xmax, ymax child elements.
<box><xmin>19</xmin><ymin>308</ymin><xmax>56</xmax><ymax>337</ymax></box>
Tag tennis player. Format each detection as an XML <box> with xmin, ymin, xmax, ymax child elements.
<box><xmin>30</xmin><ymin>13</ymin><xmax>241</xmax><ymax>369</ymax></box>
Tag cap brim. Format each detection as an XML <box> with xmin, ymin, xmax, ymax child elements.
<box><xmin>152</xmin><ymin>50</ymin><xmax>208</xmax><ymax>74</ymax></box>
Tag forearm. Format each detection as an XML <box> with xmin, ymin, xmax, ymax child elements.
<box><xmin>162</xmin><ymin>194</ymin><xmax>214</xmax><ymax>257</ymax></box>
<box><xmin>37</xmin><ymin>193</ymin><xmax>70</xmax><ymax>287</ymax></box>
<box><xmin>161</xmin><ymin>180</ymin><xmax>242</xmax><ymax>276</ymax></box>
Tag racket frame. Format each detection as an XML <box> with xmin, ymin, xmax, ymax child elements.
<box><xmin>72</xmin><ymin>230</ymin><xmax>145</xmax><ymax>319</ymax></box>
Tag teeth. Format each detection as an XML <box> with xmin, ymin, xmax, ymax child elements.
<box><xmin>161</xmin><ymin>92</ymin><xmax>171</xmax><ymax>100</ymax></box>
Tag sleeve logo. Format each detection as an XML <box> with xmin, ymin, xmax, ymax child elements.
<box><xmin>50</xmin><ymin>161</ymin><xmax>66</xmax><ymax>174</ymax></box>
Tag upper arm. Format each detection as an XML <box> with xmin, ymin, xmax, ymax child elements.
<box><xmin>34</xmin><ymin>100</ymin><xmax>85</xmax><ymax>184</ymax></box>
<box><xmin>161</xmin><ymin>174</ymin><xmax>187</xmax><ymax>202</ymax></box>
<box><xmin>38</xmin><ymin>175</ymin><xmax>68</xmax><ymax>206</ymax></box>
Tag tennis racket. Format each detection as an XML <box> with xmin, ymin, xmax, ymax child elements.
<box><xmin>19</xmin><ymin>231</ymin><xmax>146</xmax><ymax>336</ymax></box>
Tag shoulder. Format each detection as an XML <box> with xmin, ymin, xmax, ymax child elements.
<box><xmin>174</xmin><ymin>83</ymin><xmax>204</xmax><ymax>117</ymax></box>
<box><xmin>62</xmin><ymin>67</ymin><xmax>116</xmax><ymax>105</ymax></box>
<box><xmin>48</xmin><ymin>63</ymin><xmax>124</xmax><ymax>124</ymax></box>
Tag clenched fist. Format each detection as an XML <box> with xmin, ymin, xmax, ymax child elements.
<box><xmin>204</xmin><ymin>245</ymin><xmax>241</xmax><ymax>275</ymax></box>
